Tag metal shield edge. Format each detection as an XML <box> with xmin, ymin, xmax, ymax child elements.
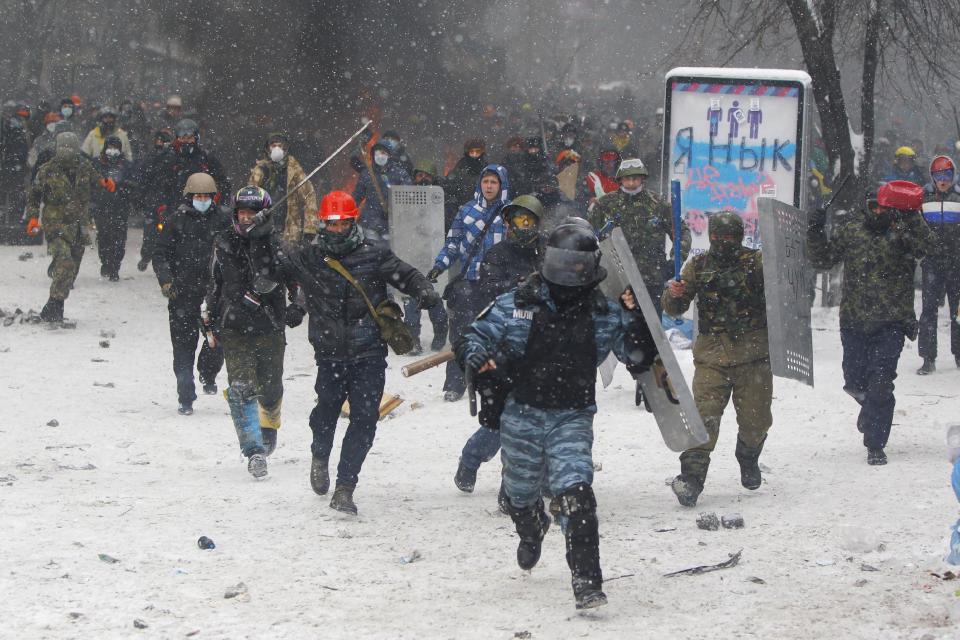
<box><xmin>598</xmin><ymin>228</ymin><xmax>709</xmax><ymax>451</ymax></box>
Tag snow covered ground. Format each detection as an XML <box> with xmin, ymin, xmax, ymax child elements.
<box><xmin>2</xmin><ymin>231</ymin><xmax>959</xmax><ymax>639</ymax></box>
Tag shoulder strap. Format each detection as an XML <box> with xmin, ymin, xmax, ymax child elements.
<box><xmin>454</xmin><ymin>211</ymin><xmax>496</xmax><ymax>279</ymax></box>
<box><xmin>323</xmin><ymin>255</ymin><xmax>381</xmax><ymax>321</ymax></box>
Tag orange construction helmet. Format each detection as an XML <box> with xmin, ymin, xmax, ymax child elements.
<box><xmin>319</xmin><ymin>191</ymin><xmax>360</xmax><ymax>221</ymax></box>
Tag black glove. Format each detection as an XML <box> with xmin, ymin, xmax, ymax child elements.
<box><xmin>285</xmin><ymin>304</ymin><xmax>306</xmax><ymax>328</ymax></box>
<box><xmin>418</xmin><ymin>288</ymin><xmax>442</xmax><ymax>310</ymax></box>
<box><xmin>426</xmin><ymin>267</ymin><xmax>442</xmax><ymax>283</ymax></box>
<box><xmin>624</xmin><ymin>319</ymin><xmax>657</xmax><ymax>375</ymax></box>
<box><xmin>808</xmin><ymin>207</ymin><xmax>827</xmax><ymax>231</ymax></box>
<box><xmin>464</xmin><ymin>349</ymin><xmax>490</xmax><ymax>373</ymax></box>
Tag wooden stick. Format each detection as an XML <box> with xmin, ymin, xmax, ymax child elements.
<box><xmin>401</xmin><ymin>350</ymin><xmax>454</xmax><ymax>377</ymax></box>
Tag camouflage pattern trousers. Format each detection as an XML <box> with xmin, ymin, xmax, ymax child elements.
<box><xmin>220</xmin><ymin>330</ymin><xmax>285</xmax><ymax>431</ymax></box>
<box><xmin>499</xmin><ymin>397</ymin><xmax>596</xmax><ymax>509</ymax></box>
<box><xmin>47</xmin><ymin>237</ymin><xmax>85</xmax><ymax>301</ymax></box>
<box><xmin>680</xmin><ymin>356</ymin><xmax>773</xmax><ymax>482</ymax></box>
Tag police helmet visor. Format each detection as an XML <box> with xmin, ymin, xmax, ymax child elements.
<box><xmin>541</xmin><ymin>246</ymin><xmax>598</xmax><ymax>286</ymax></box>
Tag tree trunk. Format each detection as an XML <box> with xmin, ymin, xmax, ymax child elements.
<box><xmin>783</xmin><ymin>0</ymin><xmax>859</xmax><ymax>206</ymax></box>
<box><xmin>860</xmin><ymin>1</ymin><xmax>883</xmax><ymax>181</ymax></box>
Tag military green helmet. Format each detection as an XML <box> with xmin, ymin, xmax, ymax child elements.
<box><xmin>708</xmin><ymin>211</ymin><xmax>745</xmax><ymax>239</ymax></box>
<box><xmin>502</xmin><ymin>194</ymin><xmax>545</xmax><ymax>222</ymax></box>
<box><xmin>413</xmin><ymin>159</ymin><xmax>438</xmax><ymax>177</ymax></box>
<box><xmin>616</xmin><ymin>157</ymin><xmax>649</xmax><ymax>179</ymax></box>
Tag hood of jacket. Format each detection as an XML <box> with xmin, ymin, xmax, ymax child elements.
<box><xmin>472</xmin><ymin>163</ymin><xmax>510</xmax><ymax>209</ymax></box>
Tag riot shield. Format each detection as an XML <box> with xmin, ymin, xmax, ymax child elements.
<box><xmin>757</xmin><ymin>198</ymin><xmax>814</xmax><ymax>386</ymax></box>
<box><xmin>389</xmin><ymin>185</ymin><xmax>446</xmax><ymax>273</ymax></box>
<box><xmin>598</xmin><ymin>228</ymin><xmax>709</xmax><ymax>452</ymax></box>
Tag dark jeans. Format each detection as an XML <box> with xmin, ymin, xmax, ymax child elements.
<box><xmin>403</xmin><ymin>296</ymin><xmax>448</xmax><ymax>341</ymax></box>
<box><xmin>309</xmin><ymin>357</ymin><xmax>386</xmax><ymax>488</ymax></box>
<box><xmin>94</xmin><ymin>208</ymin><xmax>128</xmax><ymax>276</ymax></box>
<box><xmin>168</xmin><ymin>296</ymin><xmax>224</xmax><ymax>404</ymax></box>
<box><xmin>840</xmin><ymin>325</ymin><xmax>905</xmax><ymax>450</ymax></box>
<box><xmin>918</xmin><ymin>258</ymin><xmax>960</xmax><ymax>361</ymax></box>
<box><xmin>444</xmin><ymin>280</ymin><xmax>483</xmax><ymax>393</ymax></box>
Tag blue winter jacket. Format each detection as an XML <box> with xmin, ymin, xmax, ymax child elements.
<box><xmin>353</xmin><ymin>160</ymin><xmax>411</xmax><ymax>236</ymax></box>
<box><xmin>433</xmin><ymin>163</ymin><xmax>509</xmax><ymax>282</ymax></box>
<box><xmin>457</xmin><ymin>273</ymin><xmax>653</xmax><ymax>380</ymax></box>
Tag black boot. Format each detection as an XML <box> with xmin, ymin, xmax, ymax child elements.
<box><xmin>867</xmin><ymin>447</ymin><xmax>887</xmax><ymax>465</ymax></box>
<box><xmin>408</xmin><ymin>338</ymin><xmax>423</xmax><ymax>356</ymax></box>
<box><xmin>310</xmin><ymin>456</ymin><xmax>330</xmax><ymax>495</ymax></box>
<box><xmin>454</xmin><ymin>458</ymin><xmax>477</xmax><ymax>493</ymax></box>
<box><xmin>557</xmin><ymin>484</ymin><xmax>606</xmax><ymax>609</ymax></box>
<box><xmin>330</xmin><ymin>484</ymin><xmax>358</xmax><ymax>515</ymax></box>
<box><xmin>40</xmin><ymin>298</ymin><xmax>64</xmax><ymax>323</ymax></box>
<box><xmin>735</xmin><ymin>437</ymin><xmax>765</xmax><ymax>490</ymax></box>
<box><xmin>506</xmin><ymin>498</ymin><xmax>550</xmax><ymax>570</ymax></box>
<box><xmin>261</xmin><ymin>428</ymin><xmax>277</xmax><ymax>456</ymax></box>
<box><xmin>672</xmin><ymin>451</ymin><xmax>709</xmax><ymax>507</ymax></box>
<box><xmin>917</xmin><ymin>358</ymin><xmax>935</xmax><ymax>375</ymax></box>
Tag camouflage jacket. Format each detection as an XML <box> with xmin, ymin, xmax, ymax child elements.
<box><xmin>807</xmin><ymin>210</ymin><xmax>934</xmax><ymax>338</ymax></box>
<box><xmin>248</xmin><ymin>154</ymin><xmax>318</xmax><ymax>246</ymax></box>
<box><xmin>588</xmin><ymin>189</ymin><xmax>691</xmax><ymax>287</ymax></box>
<box><xmin>663</xmin><ymin>248</ymin><xmax>766</xmax><ymax>333</ymax></box>
<box><xmin>27</xmin><ymin>153</ymin><xmax>102</xmax><ymax>244</ymax></box>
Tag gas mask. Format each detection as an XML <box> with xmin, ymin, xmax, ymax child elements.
<box><xmin>105</xmin><ymin>147</ymin><xmax>121</xmax><ymax>159</ymax></box>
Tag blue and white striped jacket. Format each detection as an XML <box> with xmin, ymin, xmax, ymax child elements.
<box><xmin>433</xmin><ymin>164</ymin><xmax>509</xmax><ymax>282</ymax></box>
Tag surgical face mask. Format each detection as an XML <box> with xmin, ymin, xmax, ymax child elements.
<box><xmin>563</xmin><ymin>136</ymin><xmax>575</xmax><ymax>147</ymax></box>
<box><xmin>269</xmin><ymin>146</ymin><xmax>285</xmax><ymax>162</ymax></box>
<box><xmin>374</xmin><ymin>151</ymin><xmax>389</xmax><ymax>167</ymax></box>
<box><xmin>193</xmin><ymin>198</ymin><xmax>213</xmax><ymax>213</ymax></box>
<box><xmin>621</xmin><ymin>184</ymin><xmax>644</xmax><ymax>195</ymax></box>
<box><xmin>46</xmin><ymin>123</ymin><xmax>58</xmax><ymax>134</ymax></box>
<box><xmin>105</xmin><ymin>148</ymin><xmax>121</xmax><ymax>158</ymax></box>
<box><xmin>61</xmin><ymin>107</ymin><xmax>73</xmax><ymax>119</ymax></box>
<box><xmin>381</xmin><ymin>138</ymin><xmax>399</xmax><ymax>152</ymax></box>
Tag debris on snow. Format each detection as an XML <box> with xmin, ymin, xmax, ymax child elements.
<box><xmin>133</xmin><ymin>619</ymin><xmax>148</xmax><ymax>629</ymax></box>
<box><xmin>46</xmin><ymin>419</ymin><xmax>59</xmax><ymax>427</ymax></box>
<box><xmin>98</xmin><ymin>553</ymin><xmax>120</xmax><ymax>564</ymax></box>
<box><xmin>99</xmin><ymin>340</ymin><xmax>110</xmax><ymax>348</ymax></box>
<box><xmin>197</xmin><ymin>536</ymin><xmax>215</xmax><ymax>550</ymax></box>
<box><xmin>746</xmin><ymin>576</ymin><xmax>766</xmax><ymax>584</ymax></box>
<box><xmin>721</xmin><ymin>514</ymin><xmax>745</xmax><ymax>529</ymax></box>
<box><xmin>224</xmin><ymin>582</ymin><xmax>248</xmax><ymax>599</ymax></box>
<box><xmin>17</xmin><ymin>252</ymin><xmax>32</xmax><ymax>261</ymax></box>
<box><xmin>400</xmin><ymin>550</ymin><xmax>422</xmax><ymax>564</ymax></box>
<box><xmin>664</xmin><ymin>550</ymin><xmax>742</xmax><ymax>577</ymax></box>
<box><xmin>93</xmin><ymin>382</ymin><xmax>115</xmax><ymax>388</ymax></box>
<box><xmin>696</xmin><ymin>512</ymin><xmax>720</xmax><ymax>531</ymax></box>
<box><xmin>100</xmin><ymin>330</ymin><xmax>116</xmax><ymax>338</ymax></box>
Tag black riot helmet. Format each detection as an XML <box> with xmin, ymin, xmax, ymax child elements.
<box><xmin>540</xmin><ymin>222</ymin><xmax>603</xmax><ymax>287</ymax></box>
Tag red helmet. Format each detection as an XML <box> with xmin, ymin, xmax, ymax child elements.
<box><xmin>930</xmin><ymin>155</ymin><xmax>956</xmax><ymax>175</ymax></box>
<box><xmin>319</xmin><ymin>190</ymin><xmax>359</xmax><ymax>221</ymax></box>
<box><xmin>876</xmin><ymin>180</ymin><xmax>924</xmax><ymax>211</ymax></box>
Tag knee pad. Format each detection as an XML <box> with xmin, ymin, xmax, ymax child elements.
<box><xmin>557</xmin><ymin>483</ymin><xmax>597</xmax><ymax>518</ymax></box>
<box><xmin>227</xmin><ymin>380</ymin><xmax>258</xmax><ymax>404</ymax></box>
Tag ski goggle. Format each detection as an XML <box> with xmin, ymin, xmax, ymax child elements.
<box><xmin>618</xmin><ymin>158</ymin><xmax>646</xmax><ymax>171</ymax></box>
<box><xmin>508</xmin><ymin>212</ymin><xmax>538</xmax><ymax>229</ymax></box>
<box><xmin>932</xmin><ymin>169</ymin><xmax>954</xmax><ymax>183</ymax></box>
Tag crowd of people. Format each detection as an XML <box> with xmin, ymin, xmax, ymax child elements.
<box><xmin>6</xmin><ymin>90</ymin><xmax>960</xmax><ymax>609</ymax></box>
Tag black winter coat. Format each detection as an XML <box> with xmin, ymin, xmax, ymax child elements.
<box><xmin>282</xmin><ymin>240</ymin><xmax>434</xmax><ymax>362</ymax></box>
<box><xmin>153</xmin><ymin>204</ymin><xmax>231</xmax><ymax>300</ymax></box>
<box><xmin>478</xmin><ymin>236</ymin><xmax>543</xmax><ymax>304</ymax></box>
<box><xmin>206</xmin><ymin>230</ymin><xmax>290</xmax><ymax>335</ymax></box>
<box><xmin>152</xmin><ymin>146</ymin><xmax>231</xmax><ymax>212</ymax></box>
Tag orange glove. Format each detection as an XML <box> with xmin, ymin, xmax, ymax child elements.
<box><xmin>26</xmin><ymin>217</ymin><xmax>41</xmax><ymax>237</ymax></box>
<box><xmin>100</xmin><ymin>178</ymin><xmax>117</xmax><ymax>193</ymax></box>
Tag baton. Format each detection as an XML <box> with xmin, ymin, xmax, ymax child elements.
<box><xmin>465</xmin><ymin>366</ymin><xmax>477</xmax><ymax>417</ymax></box>
<box><xmin>821</xmin><ymin>173</ymin><xmax>852</xmax><ymax>212</ymax></box>
<box><xmin>670</xmin><ymin>179</ymin><xmax>682</xmax><ymax>281</ymax></box>
<box><xmin>258</xmin><ymin>121</ymin><xmax>372</xmax><ymax>223</ymax></box>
